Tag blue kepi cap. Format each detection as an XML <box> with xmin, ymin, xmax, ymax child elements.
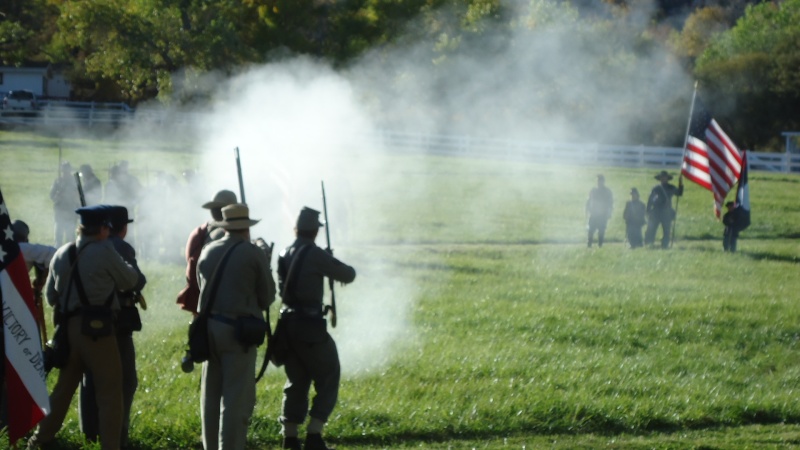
<box><xmin>75</xmin><ymin>204</ymin><xmax>115</xmax><ymax>228</ymax></box>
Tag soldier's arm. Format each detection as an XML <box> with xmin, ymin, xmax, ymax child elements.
<box><xmin>315</xmin><ymin>248</ymin><xmax>356</xmax><ymax>284</ymax></box>
<box><xmin>20</xmin><ymin>242</ymin><xmax>58</xmax><ymax>268</ymax></box>
<box><xmin>254</xmin><ymin>247</ymin><xmax>276</xmax><ymax>309</ymax></box>
<box><xmin>105</xmin><ymin>244</ymin><xmax>140</xmax><ymax>292</ymax></box>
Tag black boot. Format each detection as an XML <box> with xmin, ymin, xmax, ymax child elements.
<box><xmin>304</xmin><ymin>433</ymin><xmax>334</xmax><ymax>450</ymax></box>
<box><xmin>283</xmin><ymin>436</ymin><xmax>302</xmax><ymax>450</ymax></box>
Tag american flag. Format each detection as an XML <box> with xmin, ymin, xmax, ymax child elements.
<box><xmin>0</xmin><ymin>188</ymin><xmax>50</xmax><ymax>444</ymax></box>
<box><xmin>681</xmin><ymin>100</ymin><xmax>743</xmax><ymax>218</ymax></box>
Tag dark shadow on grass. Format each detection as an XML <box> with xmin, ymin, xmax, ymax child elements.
<box><xmin>741</xmin><ymin>251</ymin><xmax>800</xmax><ymax>264</ymax></box>
<box><xmin>327</xmin><ymin>412</ymin><xmax>800</xmax><ymax>448</ymax></box>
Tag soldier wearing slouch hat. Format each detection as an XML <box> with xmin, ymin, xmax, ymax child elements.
<box><xmin>197</xmin><ymin>203</ymin><xmax>276</xmax><ymax>450</ymax></box>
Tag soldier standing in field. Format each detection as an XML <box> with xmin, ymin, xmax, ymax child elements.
<box><xmin>196</xmin><ymin>203</ymin><xmax>275</xmax><ymax>450</ymax></box>
<box><xmin>644</xmin><ymin>171</ymin><xmax>683</xmax><ymax>249</ymax></box>
<box><xmin>585</xmin><ymin>174</ymin><xmax>613</xmax><ymax>248</ymax></box>
<box><xmin>79</xmin><ymin>206</ymin><xmax>146</xmax><ymax>449</ymax></box>
<box><xmin>49</xmin><ymin>162</ymin><xmax>80</xmax><ymax>246</ymax></box>
<box><xmin>722</xmin><ymin>201</ymin><xmax>741</xmax><ymax>252</ymax></box>
<box><xmin>277</xmin><ymin>207</ymin><xmax>356</xmax><ymax>450</ymax></box>
<box><xmin>176</xmin><ymin>190</ymin><xmax>237</xmax><ymax>314</ymax></box>
<box><xmin>27</xmin><ymin>205</ymin><xmax>140</xmax><ymax>450</ymax></box>
<box><xmin>622</xmin><ymin>188</ymin><xmax>646</xmax><ymax>248</ymax></box>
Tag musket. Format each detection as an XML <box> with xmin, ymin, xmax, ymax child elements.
<box><xmin>74</xmin><ymin>172</ymin><xmax>86</xmax><ymax>206</ymax></box>
<box><xmin>235</xmin><ymin>147</ymin><xmax>246</xmax><ymax>204</ymax></box>
<box><xmin>321</xmin><ymin>181</ymin><xmax>337</xmax><ymax>328</ymax></box>
<box><xmin>33</xmin><ymin>265</ymin><xmax>48</xmax><ymax>349</ymax></box>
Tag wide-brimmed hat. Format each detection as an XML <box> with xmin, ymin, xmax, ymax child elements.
<box><xmin>202</xmin><ymin>190</ymin><xmax>237</xmax><ymax>209</ymax></box>
<box><xmin>296</xmin><ymin>207</ymin><xmax>324</xmax><ymax>231</ymax></box>
<box><xmin>654</xmin><ymin>170</ymin><xmax>673</xmax><ymax>181</ymax></box>
<box><xmin>213</xmin><ymin>203</ymin><xmax>260</xmax><ymax>230</ymax></box>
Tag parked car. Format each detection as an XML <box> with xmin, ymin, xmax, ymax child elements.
<box><xmin>3</xmin><ymin>90</ymin><xmax>39</xmax><ymax>111</ymax></box>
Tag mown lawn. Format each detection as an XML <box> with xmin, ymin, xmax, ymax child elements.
<box><xmin>2</xmin><ymin>130</ymin><xmax>799</xmax><ymax>449</ymax></box>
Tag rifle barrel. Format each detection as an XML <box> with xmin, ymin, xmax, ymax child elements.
<box><xmin>74</xmin><ymin>172</ymin><xmax>86</xmax><ymax>206</ymax></box>
<box><xmin>235</xmin><ymin>147</ymin><xmax>246</xmax><ymax>204</ymax></box>
<box><xmin>321</xmin><ymin>181</ymin><xmax>337</xmax><ymax>328</ymax></box>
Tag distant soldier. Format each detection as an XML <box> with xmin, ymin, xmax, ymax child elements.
<box><xmin>176</xmin><ymin>190</ymin><xmax>237</xmax><ymax>314</ymax></box>
<box><xmin>104</xmin><ymin>161</ymin><xmax>142</xmax><ymax>210</ymax></box>
<box><xmin>80</xmin><ymin>206</ymin><xmax>146</xmax><ymax>449</ymax></box>
<box><xmin>26</xmin><ymin>205</ymin><xmax>140</xmax><ymax>450</ymax></box>
<box><xmin>49</xmin><ymin>161</ymin><xmax>80</xmax><ymax>246</ymax></box>
<box><xmin>12</xmin><ymin>219</ymin><xmax>58</xmax><ymax>272</ymax></box>
<box><xmin>585</xmin><ymin>174</ymin><xmax>613</xmax><ymax>248</ymax></box>
<box><xmin>79</xmin><ymin>164</ymin><xmax>103</xmax><ymax>205</ymax></box>
<box><xmin>722</xmin><ymin>201</ymin><xmax>741</xmax><ymax>252</ymax></box>
<box><xmin>622</xmin><ymin>188</ymin><xmax>646</xmax><ymax>248</ymax></box>
<box><xmin>277</xmin><ymin>207</ymin><xmax>356</xmax><ymax>450</ymax></box>
<box><xmin>197</xmin><ymin>203</ymin><xmax>275</xmax><ymax>450</ymax></box>
<box><xmin>644</xmin><ymin>171</ymin><xmax>683</xmax><ymax>249</ymax></box>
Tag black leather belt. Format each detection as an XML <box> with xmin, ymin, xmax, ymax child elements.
<box><xmin>210</xmin><ymin>314</ymin><xmax>236</xmax><ymax>326</ymax></box>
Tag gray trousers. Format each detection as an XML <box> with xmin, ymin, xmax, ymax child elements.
<box><xmin>281</xmin><ymin>334</ymin><xmax>340</xmax><ymax>425</ymax></box>
<box><xmin>201</xmin><ymin>318</ymin><xmax>257</xmax><ymax>450</ymax></box>
<box><xmin>34</xmin><ymin>316</ymin><xmax>123</xmax><ymax>450</ymax></box>
<box><xmin>645</xmin><ymin>211</ymin><xmax>673</xmax><ymax>248</ymax></box>
<box><xmin>80</xmin><ymin>331</ymin><xmax>138</xmax><ymax>447</ymax></box>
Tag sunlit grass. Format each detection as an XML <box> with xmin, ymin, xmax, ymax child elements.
<box><xmin>1</xmin><ymin>130</ymin><xmax>800</xmax><ymax>448</ymax></box>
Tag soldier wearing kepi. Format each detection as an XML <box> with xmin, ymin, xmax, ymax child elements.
<box><xmin>27</xmin><ymin>205</ymin><xmax>140</xmax><ymax>450</ymax></box>
<box><xmin>177</xmin><ymin>189</ymin><xmax>237</xmax><ymax>315</ymax></box>
<box><xmin>277</xmin><ymin>207</ymin><xmax>356</xmax><ymax>450</ymax></box>
<box><xmin>80</xmin><ymin>206</ymin><xmax>147</xmax><ymax>448</ymax></box>
<box><xmin>197</xmin><ymin>203</ymin><xmax>276</xmax><ymax>450</ymax></box>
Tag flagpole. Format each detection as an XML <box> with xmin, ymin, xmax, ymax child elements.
<box><xmin>670</xmin><ymin>80</ymin><xmax>699</xmax><ymax>248</ymax></box>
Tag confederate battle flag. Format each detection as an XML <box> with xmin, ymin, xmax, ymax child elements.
<box><xmin>0</xmin><ymin>187</ymin><xmax>50</xmax><ymax>445</ymax></box>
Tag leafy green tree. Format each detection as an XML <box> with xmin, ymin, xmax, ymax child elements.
<box><xmin>668</xmin><ymin>6</ymin><xmax>730</xmax><ymax>63</ymax></box>
<box><xmin>696</xmin><ymin>0</ymin><xmax>800</xmax><ymax>150</ymax></box>
<box><xmin>47</xmin><ymin>0</ymin><xmax>264</xmax><ymax>102</ymax></box>
<box><xmin>0</xmin><ymin>0</ymin><xmax>58</xmax><ymax>65</ymax></box>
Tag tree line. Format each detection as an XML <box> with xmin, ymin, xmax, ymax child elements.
<box><xmin>1</xmin><ymin>0</ymin><xmax>798</xmax><ymax>150</ymax></box>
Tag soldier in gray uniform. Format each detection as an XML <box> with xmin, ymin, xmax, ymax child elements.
<box><xmin>80</xmin><ymin>206</ymin><xmax>146</xmax><ymax>449</ymax></box>
<box><xmin>27</xmin><ymin>205</ymin><xmax>140</xmax><ymax>450</ymax></box>
<box><xmin>585</xmin><ymin>174</ymin><xmax>613</xmax><ymax>248</ymax></box>
<box><xmin>277</xmin><ymin>207</ymin><xmax>356</xmax><ymax>450</ymax></box>
<box><xmin>49</xmin><ymin>162</ymin><xmax>80</xmax><ymax>246</ymax></box>
<box><xmin>197</xmin><ymin>203</ymin><xmax>276</xmax><ymax>450</ymax></box>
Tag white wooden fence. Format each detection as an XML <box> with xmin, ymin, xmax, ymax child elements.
<box><xmin>368</xmin><ymin>130</ymin><xmax>800</xmax><ymax>173</ymax></box>
<box><xmin>2</xmin><ymin>110</ymin><xmax>799</xmax><ymax>173</ymax></box>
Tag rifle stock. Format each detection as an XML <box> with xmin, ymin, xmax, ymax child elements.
<box><xmin>321</xmin><ymin>181</ymin><xmax>337</xmax><ymax>328</ymax></box>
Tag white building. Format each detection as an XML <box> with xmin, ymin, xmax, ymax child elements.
<box><xmin>0</xmin><ymin>64</ymin><xmax>72</xmax><ymax>99</ymax></box>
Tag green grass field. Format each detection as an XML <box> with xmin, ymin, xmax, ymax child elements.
<box><xmin>2</xmin><ymin>130</ymin><xmax>800</xmax><ymax>449</ymax></box>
